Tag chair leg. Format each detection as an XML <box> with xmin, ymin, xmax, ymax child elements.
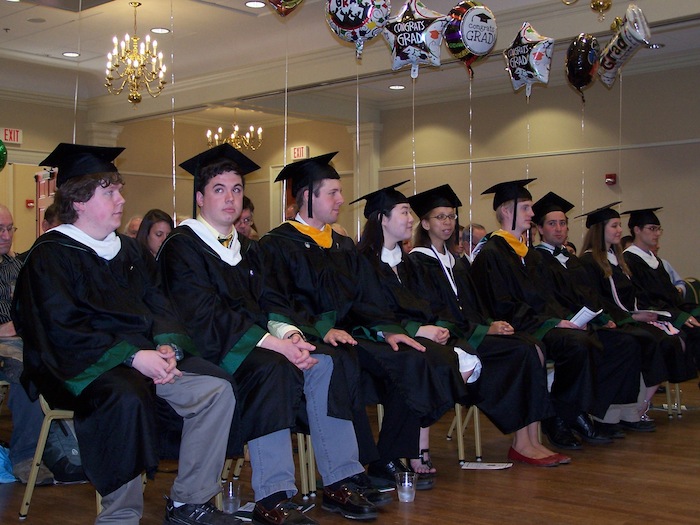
<box><xmin>296</xmin><ymin>433</ymin><xmax>309</xmax><ymax>499</ymax></box>
<box><xmin>233</xmin><ymin>444</ymin><xmax>248</xmax><ymax>479</ymax></box>
<box><xmin>472</xmin><ymin>407</ymin><xmax>482</xmax><ymax>461</ymax></box>
<box><xmin>306</xmin><ymin>435</ymin><xmax>316</xmax><ymax>497</ymax></box>
<box><xmin>455</xmin><ymin>405</ymin><xmax>465</xmax><ymax>464</ymax></box>
<box><xmin>376</xmin><ymin>404</ymin><xmax>384</xmax><ymax>432</ymax></box>
<box><xmin>19</xmin><ymin>412</ymin><xmax>55</xmax><ymax>519</ymax></box>
<box><xmin>666</xmin><ymin>381</ymin><xmax>674</xmax><ymax>418</ymax></box>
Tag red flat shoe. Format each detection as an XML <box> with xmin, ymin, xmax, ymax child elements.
<box><xmin>549</xmin><ymin>453</ymin><xmax>571</xmax><ymax>465</ymax></box>
<box><xmin>507</xmin><ymin>447</ymin><xmax>559</xmax><ymax>467</ymax></box>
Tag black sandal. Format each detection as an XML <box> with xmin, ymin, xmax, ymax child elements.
<box><xmin>415</xmin><ymin>449</ymin><xmax>436</xmax><ymax>474</ymax></box>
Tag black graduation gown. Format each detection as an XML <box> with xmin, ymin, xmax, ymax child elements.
<box><xmin>624</xmin><ymin>250</ymin><xmax>700</xmax><ymax>371</ymax></box>
<box><xmin>388</xmin><ymin>249</ymin><xmax>554</xmax><ymax>434</ymax></box>
<box><xmin>470</xmin><ymin>235</ymin><xmax>598</xmax><ymax>422</ymax></box>
<box><xmin>259</xmin><ymin>223</ymin><xmax>459</xmax><ymax>459</ymax></box>
<box><xmin>158</xmin><ymin>226</ymin><xmax>311</xmax><ymax>451</ymax></box>
<box><xmin>579</xmin><ymin>252</ymin><xmax>696</xmax><ymax>384</ymax></box>
<box><xmin>534</xmin><ymin>246</ymin><xmax>642</xmax><ymax>408</ymax></box>
<box><xmin>11</xmin><ymin>232</ymin><xmax>227</xmax><ymax>496</ymax></box>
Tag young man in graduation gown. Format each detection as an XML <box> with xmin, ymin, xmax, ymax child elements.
<box><xmin>622</xmin><ymin>208</ymin><xmax>700</xmax><ymax>371</ymax></box>
<box><xmin>258</xmin><ymin>153</ymin><xmax>457</xmax><ymax>487</ymax></box>
<box><xmin>532</xmin><ymin>192</ymin><xmax>657</xmax><ymax>434</ymax></box>
<box><xmin>158</xmin><ymin>145</ymin><xmax>378</xmax><ymax>525</ymax></box>
<box><xmin>12</xmin><ymin>144</ymin><xmax>240</xmax><ymax>525</ymax></box>
<box><xmin>470</xmin><ymin>180</ymin><xmax>612</xmax><ymax>450</ymax></box>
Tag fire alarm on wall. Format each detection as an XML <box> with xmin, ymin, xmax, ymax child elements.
<box><xmin>605</xmin><ymin>173</ymin><xmax>617</xmax><ymax>185</ymax></box>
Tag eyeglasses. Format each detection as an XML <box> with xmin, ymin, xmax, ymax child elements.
<box><xmin>643</xmin><ymin>225</ymin><xmax>663</xmax><ymax>233</ymax></box>
<box><xmin>0</xmin><ymin>226</ymin><xmax>17</xmax><ymax>235</ymax></box>
<box><xmin>429</xmin><ymin>213</ymin><xmax>457</xmax><ymax>222</ymax></box>
<box><xmin>238</xmin><ymin>217</ymin><xmax>253</xmax><ymax>225</ymax></box>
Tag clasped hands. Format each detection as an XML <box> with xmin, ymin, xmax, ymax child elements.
<box><xmin>133</xmin><ymin>345</ymin><xmax>182</xmax><ymax>384</ymax></box>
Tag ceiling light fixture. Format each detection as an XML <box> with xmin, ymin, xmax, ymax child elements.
<box><xmin>389</xmin><ymin>85</ymin><xmax>405</xmax><ymax>90</ymax></box>
<box><xmin>150</xmin><ymin>27</ymin><xmax>170</xmax><ymax>34</ymax></box>
<box><xmin>206</xmin><ymin>116</ymin><xmax>263</xmax><ymax>151</ymax></box>
<box><xmin>62</xmin><ymin>51</ymin><xmax>80</xmax><ymax>58</ymax></box>
<box><xmin>590</xmin><ymin>0</ymin><xmax>612</xmax><ymax>21</ymax></box>
<box><xmin>105</xmin><ymin>2</ymin><xmax>166</xmax><ymax>105</ymax></box>
<box><xmin>245</xmin><ymin>1</ymin><xmax>266</xmax><ymax>8</ymax></box>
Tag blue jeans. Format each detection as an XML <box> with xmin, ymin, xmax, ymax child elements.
<box><xmin>248</xmin><ymin>354</ymin><xmax>363</xmax><ymax>500</ymax></box>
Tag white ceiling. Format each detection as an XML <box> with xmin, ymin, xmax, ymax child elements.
<box><xmin>1</xmin><ymin>0</ymin><xmax>699</xmax><ymax>128</ymax></box>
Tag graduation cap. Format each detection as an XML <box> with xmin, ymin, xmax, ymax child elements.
<box><xmin>472</xmin><ymin>12</ymin><xmax>492</xmax><ymax>23</ymax></box>
<box><xmin>481</xmin><ymin>178</ymin><xmax>536</xmax><ymax>230</ymax></box>
<box><xmin>406</xmin><ymin>184</ymin><xmax>462</xmax><ymax>219</ymax></box>
<box><xmin>532</xmin><ymin>191</ymin><xmax>575</xmax><ymax>225</ymax></box>
<box><xmin>179</xmin><ymin>144</ymin><xmax>260</xmax><ymax>216</ymax></box>
<box><xmin>574</xmin><ymin>201</ymin><xmax>621</xmax><ymax>228</ymax></box>
<box><xmin>40</xmin><ymin>143</ymin><xmax>125</xmax><ymax>187</ymax></box>
<box><xmin>349</xmin><ymin>180</ymin><xmax>410</xmax><ymax>219</ymax></box>
<box><xmin>274</xmin><ymin>152</ymin><xmax>339</xmax><ymax>218</ymax></box>
<box><xmin>621</xmin><ymin>207</ymin><xmax>661</xmax><ymax>230</ymax></box>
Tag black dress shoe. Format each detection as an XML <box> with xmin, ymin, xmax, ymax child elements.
<box><xmin>368</xmin><ymin>459</ymin><xmax>434</xmax><ymax>490</ymax></box>
<box><xmin>345</xmin><ymin>472</ymin><xmax>394</xmax><ymax>507</ymax></box>
<box><xmin>322</xmin><ymin>484</ymin><xmax>377</xmax><ymax>520</ymax></box>
<box><xmin>593</xmin><ymin>421</ymin><xmax>626</xmax><ymax>439</ymax></box>
<box><xmin>541</xmin><ymin>417</ymin><xmax>582</xmax><ymax>450</ymax></box>
<box><xmin>570</xmin><ymin>413</ymin><xmax>613</xmax><ymax>444</ymax></box>
<box><xmin>618</xmin><ymin>419</ymin><xmax>656</xmax><ymax>432</ymax></box>
<box><xmin>252</xmin><ymin>501</ymin><xmax>318</xmax><ymax>525</ymax></box>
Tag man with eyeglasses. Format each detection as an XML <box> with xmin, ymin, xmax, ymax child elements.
<box><xmin>0</xmin><ymin>204</ymin><xmax>56</xmax><ymax>485</ymax></box>
<box><xmin>622</xmin><ymin>208</ymin><xmax>700</xmax><ymax>371</ymax></box>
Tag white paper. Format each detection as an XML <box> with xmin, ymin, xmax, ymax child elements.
<box><xmin>570</xmin><ymin>306</ymin><xmax>603</xmax><ymax>327</ymax></box>
<box><xmin>461</xmin><ymin>462</ymin><xmax>513</xmax><ymax>470</ymax></box>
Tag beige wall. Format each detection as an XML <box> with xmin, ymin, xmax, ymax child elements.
<box><xmin>379</xmin><ymin>66</ymin><xmax>700</xmax><ymax>276</ymax></box>
<box><xmin>2</xmin><ymin>65</ymin><xmax>698</xmax><ymax>274</ymax></box>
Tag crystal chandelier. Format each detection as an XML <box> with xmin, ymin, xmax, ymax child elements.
<box><xmin>206</xmin><ymin>124</ymin><xmax>263</xmax><ymax>151</ymax></box>
<box><xmin>105</xmin><ymin>2</ymin><xmax>166</xmax><ymax>105</ymax></box>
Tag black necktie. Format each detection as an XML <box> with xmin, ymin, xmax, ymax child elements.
<box><xmin>553</xmin><ymin>247</ymin><xmax>569</xmax><ymax>258</ymax></box>
<box><xmin>218</xmin><ymin>235</ymin><xmax>232</xmax><ymax>248</ymax></box>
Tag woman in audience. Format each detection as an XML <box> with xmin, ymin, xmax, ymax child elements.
<box><xmin>356</xmin><ymin>183</ymin><xmax>562</xmax><ymax>468</ymax></box>
<box><xmin>136</xmin><ymin>208</ymin><xmax>174</xmax><ymax>257</ymax></box>
<box><xmin>578</xmin><ymin>203</ymin><xmax>696</xmax><ymax>421</ymax></box>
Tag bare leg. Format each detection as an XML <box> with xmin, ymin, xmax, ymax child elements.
<box><xmin>511</xmin><ymin>426</ymin><xmax>553</xmax><ymax>460</ymax></box>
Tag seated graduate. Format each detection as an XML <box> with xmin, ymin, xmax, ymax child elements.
<box><xmin>400</xmin><ymin>184</ymin><xmax>571</xmax><ymax>466</ymax></box>
<box><xmin>353</xmin><ymin>183</ymin><xmax>477</xmax><ymax>473</ymax></box>
<box><xmin>622</xmin><ymin>207</ymin><xmax>700</xmax><ymax>371</ymax></box>
<box><xmin>532</xmin><ymin>193</ymin><xmax>658</xmax><ymax>433</ymax></box>
<box><xmin>578</xmin><ymin>203</ymin><xmax>698</xmax><ymax>403</ymax></box>
<box><xmin>470</xmin><ymin>179</ymin><xmax>612</xmax><ymax>451</ymax></box>
<box><xmin>158</xmin><ymin>145</ymin><xmax>378</xmax><ymax>525</ymax></box>
<box><xmin>12</xmin><ymin>143</ymin><xmax>239</xmax><ymax>525</ymax></box>
<box><xmin>136</xmin><ymin>208</ymin><xmax>173</xmax><ymax>258</ymax></box>
<box><xmin>258</xmin><ymin>152</ymin><xmax>459</xmax><ymax>489</ymax></box>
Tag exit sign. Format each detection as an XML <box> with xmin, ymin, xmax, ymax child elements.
<box><xmin>2</xmin><ymin>128</ymin><xmax>23</xmax><ymax>145</ymax></box>
<box><xmin>291</xmin><ymin>146</ymin><xmax>308</xmax><ymax>160</ymax></box>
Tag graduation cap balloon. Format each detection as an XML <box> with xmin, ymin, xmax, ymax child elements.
<box><xmin>349</xmin><ymin>180</ymin><xmax>410</xmax><ymax>218</ymax></box>
<box><xmin>40</xmin><ymin>143</ymin><xmax>125</xmax><ymax>187</ymax></box>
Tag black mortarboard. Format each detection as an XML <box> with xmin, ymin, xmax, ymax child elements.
<box><xmin>574</xmin><ymin>201</ymin><xmax>621</xmax><ymax>228</ymax></box>
<box><xmin>179</xmin><ymin>144</ymin><xmax>260</xmax><ymax>217</ymax></box>
<box><xmin>274</xmin><ymin>152</ymin><xmax>339</xmax><ymax>218</ymax></box>
<box><xmin>621</xmin><ymin>207</ymin><xmax>661</xmax><ymax>230</ymax></box>
<box><xmin>532</xmin><ymin>191</ymin><xmax>575</xmax><ymax>225</ymax></box>
<box><xmin>407</xmin><ymin>184</ymin><xmax>462</xmax><ymax>219</ymax></box>
<box><xmin>349</xmin><ymin>180</ymin><xmax>410</xmax><ymax>219</ymax></box>
<box><xmin>481</xmin><ymin>178</ymin><xmax>536</xmax><ymax>230</ymax></box>
<box><xmin>179</xmin><ymin>144</ymin><xmax>260</xmax><ymax>179</ymax></box>
<box><xmin>40</xmin><ymin>143</ymin><xmax>125</xmax><ymax>187</ymax></box>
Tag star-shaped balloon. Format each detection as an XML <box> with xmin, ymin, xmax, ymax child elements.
<box><xmin>503</xmin><ymin>22</ymin><xmax>553</xmax><ymax>98</ymax></box>
<box><xmin>382</xmin><ymin>0</ymin><xmax>448</xmax><ymax>78</ymax></box>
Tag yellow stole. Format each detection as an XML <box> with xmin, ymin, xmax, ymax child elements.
<box><xmin>287</xmin><ymin>221</ymin><xmax>333</xmax><ymax>249</ymax></box>
<box><xmin>491</xmin><ymin>229</ymin><xmax>528</xmax><ymax>258</ymax></box>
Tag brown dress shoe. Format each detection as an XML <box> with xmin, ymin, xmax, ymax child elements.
<box><xmin>252</xmin><ymin>501</ymin><xmax>318</xmax><ymax>525</ymax></box>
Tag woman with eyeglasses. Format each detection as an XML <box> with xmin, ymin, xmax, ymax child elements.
<box><xmin>356</xmin><ymin>183</ymin><xmax>562</xmax><ymax>468</ymax></box>
<box><xmin>578</xmin><ymin>203</ymin><xmax>697</xmax><ymax>421</ymax></box>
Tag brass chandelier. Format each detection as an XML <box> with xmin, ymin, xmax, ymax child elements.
<box><xmin>105</xmin><ymin>2</ymin><xmax>166</xmax><ymax>105</ymax></box>
<box><xmin>206</xmin><ymin>124</ymin><xmax>263</xmax><ymax>151</ymax></box>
